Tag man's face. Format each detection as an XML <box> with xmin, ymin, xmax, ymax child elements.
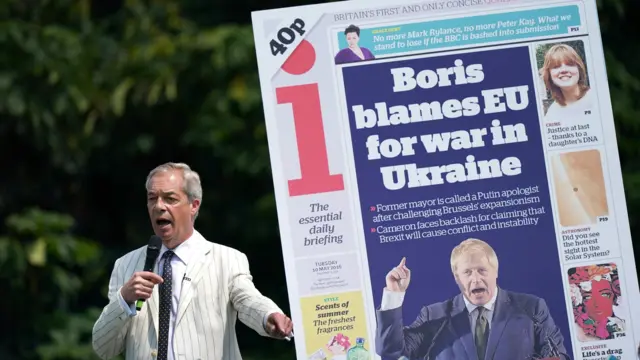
<box><xmin>454</xmin><ymin>251</ymin><xmax>498</xmax><ymax>306</ymax></box>
<box><xmin>146</xmin><ymin>169</ymin><xmax>199</xmax><ymax>246</ymax></box>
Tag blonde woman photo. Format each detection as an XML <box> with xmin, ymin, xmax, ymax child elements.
<box><xmin>540</xmin><ymin>43</ymin><xmax>594</xmax><ymax>121</ymax></box>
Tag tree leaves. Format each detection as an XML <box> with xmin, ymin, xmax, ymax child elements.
<box><xmin>111</xmin><ymin>78</ymin><xmax>135</xmax><ymax>116</ymax></box>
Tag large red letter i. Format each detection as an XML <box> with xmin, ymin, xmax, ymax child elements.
<box><xmin>276</xmin><ymin>40</ymin><xmax>345</xmax><ymax>197</ymax></box>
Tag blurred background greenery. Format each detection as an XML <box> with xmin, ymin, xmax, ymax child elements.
<box><xmin>0</xmin><ymin>0</ymin><xmax>638</xmax><ymax>359</ymax></box>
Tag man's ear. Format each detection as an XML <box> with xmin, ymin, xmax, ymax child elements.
<box><xmin>190</xmin><ymin>199</ymin><xmax>201</xmax><ymax>216</ymax></box>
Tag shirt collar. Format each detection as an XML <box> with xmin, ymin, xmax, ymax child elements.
<box><xmin>464</xmin><ymin>287</ymin><xmax>499</xmax><ymax>314</ymax></box>
<box><xmin>158</xmin><ymin>229</ymin><xmax>205</xmax><ymax>266</ymax></box>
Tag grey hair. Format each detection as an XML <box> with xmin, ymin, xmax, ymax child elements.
<box><xmin>145</xmin><ymin>162</ymin><xmax>203</xmax><ymax>219</ymax></box>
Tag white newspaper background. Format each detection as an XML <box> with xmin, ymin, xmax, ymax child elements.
<box><xmin>251</xmin><ymin>0</ymin><xmax>640</xmax><ymax>359</ymax></box>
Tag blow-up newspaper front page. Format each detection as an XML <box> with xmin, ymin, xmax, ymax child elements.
<box><xmin>251</xmin><ymin>0</ymin><xmax>640</xmax><ymax>359</ymax></box>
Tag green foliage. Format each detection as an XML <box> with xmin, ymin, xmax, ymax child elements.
<box><xmin>1</xmin><ymin>0</ymin><xmax>265</xmax><ymax>174</ymax></box>
<box><xmin>35</xmin><ymin>309</ymin><xmax>113</xmax><ymax>360</ymax></box>
<box><xmin>595</xmin><ymin>0</ymin><xmax>640</xmax><ymax>230</ymax></box>
<box><xmin>0</xmin><ymin>0</ymin><xmax>638</xmax><ymax>359</ymax></box>
<box><xmin>0</xmin><ymin>208</ymin><xmax>104</xmax><ymax>359</ymax></box>
<box><xmin>1</xmin><ymin>0</ymin><xmax>289</xmax><ymax>358</ymax></box>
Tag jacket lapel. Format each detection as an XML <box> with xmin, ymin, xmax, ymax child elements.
<box><xmin>485</xmin><ymin>289</ymin><xmax>512</xmax><ymax>360</ymax></box>
<box><xmin>147</xmin><ymin>279</ymin><xmax>160</xmax><ymax>335</ymax></box>
<box><xmin>175</xmin><ymin>241</ymin><xmax>213</xmax><ymax>326</ymax></box>
<box><xmin>449</xmin><ymin>294</ymin><xmax>477</xmax><ymax>360</ymax></box>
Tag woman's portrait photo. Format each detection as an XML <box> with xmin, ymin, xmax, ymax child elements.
<box><xmin>568</xmin><ymin>263</ymin><xmax>627</xmax><ymax>342</ymax></box>
<box><xmin>536</xmin><ymin>40</ymin><xmax>595</xmax><ymax>121</ymax></box>
<box><xmin>334</xmin><ymin>24</ymin><xmax>375</xmax><ymax>65</ymax></box>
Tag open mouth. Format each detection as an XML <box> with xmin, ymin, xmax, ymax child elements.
<box><xmin>156</xmin><ymin>219</ymin><xmax>172</xmax><ymax>228</ymax></box>
<box><xmin>471</xmin><ymin>288</ymin><xmax>487</xmax><ymax>295</ymax></box>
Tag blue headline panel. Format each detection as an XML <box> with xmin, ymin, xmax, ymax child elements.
<box><xmin>341</xmin><ymin>46</ymin><xmax>573</xmax><ymax>359</ymax></box>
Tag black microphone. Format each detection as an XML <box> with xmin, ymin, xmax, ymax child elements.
<box><xmin>135</xmin><ymin>235</ymin><xmax>163</xmax><ymax>311</ymax></box>
<box><xmin>425</xmin><ymin>299</ymin><xmax>453</xmax><ymax>360</ymax></box>
<box><xmin>513</xmin><ymin>301</ymin><xmax>561</xmax><ymax>359</ymax></box>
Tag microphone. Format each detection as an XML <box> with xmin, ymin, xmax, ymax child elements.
<box><xmin>425</xmin><ymin>299</ymin><xmax>453</xmax><ymax>360</ymax></box>
<box><xmin>513</xmin><ymin>301</ymin><xmax>561</xmax><ymax>359</ymax></box>
<box><xmin>135</xmin><ymin>235</ymin><xmax>163</xmax><ymax>311</ymax></box>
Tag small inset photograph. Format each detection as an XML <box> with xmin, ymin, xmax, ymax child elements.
<box><xmin>334</xmin><ymin>24</ymin><xmax>375</xmax><ymax>65</ymax></box>
<box><xmin>568</xmin><ymin>263</ymin><xmax>626</xmax><ymax>342</ymax></box>
<box><xmin>549</xmin><ymin>149</ymin><xmax>608</xmax><ymax>227</ymax></box>
<box><xmin>535</xmin><ymin>40</ymin><xmax>595</xmax><ymax>120</ymax></box>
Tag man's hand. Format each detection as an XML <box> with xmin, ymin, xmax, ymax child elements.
<box><xmin>266</xmin><ymin>312</ymin><xmax>293</xmax><ymax>339</ymax></box>
<box><xmin>385</xmin><ymin>257</ymin><xmax>411</xmax><ymax>292</ymax></box>
<box><xmin>120</xmin><ymin>271</ymin><xmax>164</xmax><ymax>304</ymax></box>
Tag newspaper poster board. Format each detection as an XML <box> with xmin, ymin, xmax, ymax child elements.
<box><xmin>251</xmin><ymin>0</ymin><xmax>640</xmax><ymax>359</ymax></box>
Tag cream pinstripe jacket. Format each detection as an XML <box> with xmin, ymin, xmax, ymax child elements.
<box><xmin>91</xmin><ymin>231</ymin><xmax>283</xmax><ymax>360</ymax></box>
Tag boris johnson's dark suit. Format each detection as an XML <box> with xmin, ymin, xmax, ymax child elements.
<box><xmin>376</xmin><ymin>288</ymin><xmax>570</xmax><ymax>360</ymax></box>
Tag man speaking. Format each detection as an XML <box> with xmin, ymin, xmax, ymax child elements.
<box><xmin>92</xmin><ymin>162</ymin><xmax>293</xmax><ymax>360</ymax></box>
<box><xmin>376</xmin><ymin>238</ymin><xmax>570</xmax><ymax>360</ymax></box>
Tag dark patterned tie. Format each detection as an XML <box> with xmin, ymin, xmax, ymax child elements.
<box><xmin>157</xmin><ymin>250</ymin><xmax>174</xmax><ymax>360</ymax></box>
<box><xmin>475</xmin><ymin>307</ymin><xmax>489</xmax><ymax>360</ymax></box>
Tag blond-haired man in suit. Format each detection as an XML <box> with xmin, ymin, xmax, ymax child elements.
<box><xmin>92</xmin><ymin>162</ymin><xmax>293</xmax><ymax>360</ymax></box>
<box><xmin>377</xmin><ymin>238</ymin><xmax>569</xmax><ymax>360</ymax></box>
